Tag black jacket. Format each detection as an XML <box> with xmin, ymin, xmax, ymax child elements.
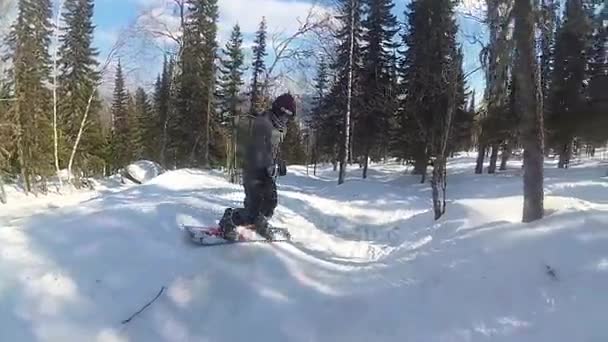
<box><xmin>243</xmin><ymin>111</ymin><xmax>286</xmax><ymax>178</ymax></box>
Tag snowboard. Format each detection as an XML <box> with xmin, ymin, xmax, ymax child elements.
<box><xmin>183</xmin><ymin>224</ymin><xmax>291</xmax><ymax>246</ymax></box>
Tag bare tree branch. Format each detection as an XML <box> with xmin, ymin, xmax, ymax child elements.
<box><xmin>262</xmin><ymin>2</ymin><xmax>332</xmax><ymax>95</ymax></box>
<box><xmin>67</xmin><ymin>27</ymin><xmax>130</xmax><ymax>182</ymax></box>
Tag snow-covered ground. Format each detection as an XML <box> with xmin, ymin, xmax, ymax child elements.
<box><xmin>1</xmin><ymin>155</ymin><xmax>607</xmax><ymax>342</ymax></box>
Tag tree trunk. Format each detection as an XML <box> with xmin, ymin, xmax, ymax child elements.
<box><xmin>338</xmin><ymin>0</ymin><xmax>355</xmax><ymax>185</ymax></box>
<box><xmin>202</xmin><ymin>81</ymin><xmax>212</xmax><ymax>168</ymax></box>
<box><xmin>412</xmin><ymin>143</ymin><xmax>428</xmax><ymax>176</ymax></box>
<box><xmin>475</xmin><ymin>143</ymin><xmax>486</xmax><ymax>174</ymax></box>
<box><xmin>67</xmin><ymin>92</ymin><xmax>95</xmax><ymax>183</ymax></box>
<box><xmin>52</xmin><ymin>0</ymin><xmax>64</xmax><ymax>189</ymax></box>
<box><xmin>160</xmin><ymin>115</ymin><xmax>169</xmax><ymax>167</ymax></box>
<box><xmin>488</xmin><ymin>143</ymin><xmax>499</xmax><ymax>174</ymax></box>
<box><xmin>515</xmin><ymin>0</ymin><xmax>544</xmax><ymax>223</ymax></box>
<box><xmin>557</xmin><ymin>141</ymin><xmax>572</xmax><ymax>168</ymax></box>
<box><xmin>363</xmin><ymin>147</ymin><xmax>370</xmax><ymax>179</ymax></box>
<box><xmin>0</xmin><ymin>175</ymin><xmax>6</xmax><ymax>204</ymax></box>
<box><xmin>500</xmin><ymin>143</ymin><xmax>512</xmax><ymax>171</ymax></box>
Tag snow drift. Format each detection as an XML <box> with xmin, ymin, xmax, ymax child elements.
<box><xmin>0</xmin><ymin>155</ymin><xmax>607</xmax><ymax>341</ymax></box>
<box><xmin>122</xmin><ymin>160</ymin><xmax>165</xmax><ymax>184</ymax></box>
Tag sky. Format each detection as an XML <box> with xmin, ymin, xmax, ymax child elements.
<box><xmin>1</xmin><ymin>0</ymin><xmax>487</xmax><ymax>100</ymax></box>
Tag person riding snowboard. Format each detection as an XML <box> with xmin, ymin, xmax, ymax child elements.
<box><xmin>218</xmin><ymin>93</ymin><xmax>296</xmax><ymax>240</ymax></box>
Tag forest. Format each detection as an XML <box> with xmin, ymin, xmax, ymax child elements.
<box><xmin>0</xmin><ymin>0</ymin><xmax>606</xmax><ymax>222</ymax></box>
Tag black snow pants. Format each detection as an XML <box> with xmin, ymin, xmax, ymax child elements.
<box><xmin>232</xmin><ymin>173</ymin><xmax>277</xmax><ymax>226</ymax></box>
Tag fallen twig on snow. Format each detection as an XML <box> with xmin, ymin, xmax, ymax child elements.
<box><xmin>121</xmin><ymin>286</ymin><xmax>166</xmax><ymax>324</ymax></box>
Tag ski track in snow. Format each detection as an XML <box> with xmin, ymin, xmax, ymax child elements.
<box><xmin>1</xmin><ymin>154</ymin><xmax>607</xmax><ymax>341</ymax></box>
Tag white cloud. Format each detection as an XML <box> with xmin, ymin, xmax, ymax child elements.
<box><xmin>218</xmin><ymin>0</ymin><xmax>321</xmax><ymax>36</ymax></box>
<box><xmin>133</xmin><ymin>0</ymin><xmax>327</xmax><ymax>48</ymax></box>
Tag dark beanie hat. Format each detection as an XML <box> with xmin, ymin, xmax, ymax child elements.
<box><xmin>272</xmin><ymin>93</ymin><xmax>296</xmax><ymax>117</ymax></box>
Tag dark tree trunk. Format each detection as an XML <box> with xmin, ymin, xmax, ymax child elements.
<box><xmin>488</xmin><ymin>143</ymin><xmax>499</xmax><ymax>174</ymax></box>
<box><xmin>475</xmin><ymin>144</ymin><xmax>486</xmax><ymax>174</ymax></box>
<box><xmin>412</xmin><ymin>145</ymin><xmax>428</xmax><ymax>183</ymax></box>
<box><xmin>363</xmin><ymin>146</ymin><xmax>370</xmax><ymax>179</ymax></box>
<box><xmin>515</xmin><ymin>0</ymin><xmax>544</xmax><ymax>223</ymax></box>
<box><xmin>500</xmin><ymin>143</ymin><xmax>512</xmax><ymax>171</ymax></box>
<box><xmin>558</xmin><ymin>141</ymin><xmax>572</xmax><ymax>168</ymax></box>
<box><xmin>431</xmin><ymin>157</ymin><xmax>446</xmax><ymax>220</ymax></box>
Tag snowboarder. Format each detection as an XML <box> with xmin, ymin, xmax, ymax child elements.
<box><xmin>218</xmin><ymin>93</ymin><xmax>297</xmax><ymax>240</ymax></box>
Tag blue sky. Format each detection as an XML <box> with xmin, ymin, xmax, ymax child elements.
<box><xmin>89</xmin><ymin>0</ymin><xmax>486</xmax><ymax>98</ymax></box>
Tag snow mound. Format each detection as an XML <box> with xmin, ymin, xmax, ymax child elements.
<box><xmin>1</xmin><ymin>156</ymin><xmax>607</xmax><ymax>341</ymax></box>
<box><xmin>123</xmin><ymin>160</ymin><xmax>165</xmax><ymax>184</ymax></box>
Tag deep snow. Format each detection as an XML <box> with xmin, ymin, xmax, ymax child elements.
<box><xmin>0</xmin><ymin>154</ymin><xmax>607</xmax><ymax>342</ymax></box>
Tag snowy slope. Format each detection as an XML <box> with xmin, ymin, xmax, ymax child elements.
<box><xmin>1</xmin><ymin>156</ymin><xmax>607</xmax><ymax>342</ymax></box>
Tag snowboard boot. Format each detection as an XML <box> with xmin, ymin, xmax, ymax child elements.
<box><xmin>218</xmin><ymin>208</ymin><xmax>238</xmax><ymax>241</ymax></box>
<box><xmin>253</xmin><ymin>215</ymin><xmax>273</xmax><ymax>240</ymax></box>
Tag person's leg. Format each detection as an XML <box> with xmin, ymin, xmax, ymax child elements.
<box><xmin>243</xmin><ymin>176</ymin><xmax>265</xmax><ymax>223</ymax></box>
<box><xmin>260</xmin><ymin>177</ymin><xmax>277</xmax><ymax>218</ymax></box>
<box><xmin>219</xmin><ymin>175</ymin><xmax>262</xmax><ymax>240</ymax></box>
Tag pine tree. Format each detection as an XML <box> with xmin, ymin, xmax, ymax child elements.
<box><xmin>155</xmin><ymin>56</ymin><xmax>173</xmax><ymax>166</ymax></box>
<box><xmin>173</xmin><ymin>0</ymin><xmax>219</xmax><ymax>167</ymax></box>
<box><xmin>399</xmin><ymin>0</ymin><xmax>460</xmax><ymax>183</ymax></box>
<box><xmin>309</xmin><ymin>59</ymin><xmax>329</xmax><ymax>174</ymax></box>
<box><xmin>539</xmin><ymin>0</ymin><xmax>559</xmax><ymax>105</ymax></box>
<box><xmin>358</xmin><ymin>0</ymin><xmax>398</xmax><ymax>178</ymax></box>
<box><xmin>218</xmin><ymin>25</ymin><xmax>245</xmax><ymax>124</ymax></box>
<box><xmin>250</xmin><ymin>17</ymin><xmax>268</xmax><ymax>115</ymax></box>
<box><xmin>6</xmin><ymin>0</ymin><xmax>54</xmax><ymax>192</ymax></box>
<box><xmin>324</xmin><ymin>0</ymin><xmax>363</xmax><ymax>176</ymax></box>
<box><xmin>131</xmin><ymin>87</ymin><xmax>152</xmax><ymax>160</ymax></box>
<box><xmin>199</xmin><ymin>0</ymin><xmax>218</xmax><ymax>167</ymax></box>
<box><xmin>449</xmin><ymin>74</ymin><xmax>474</xmax><ymax>155</ymax></box>
<box><xmin>475</xmin><ymin>0</ymin><xmax>515</xmax><ymax>175</ymax></box>
<box><xmin>110</xmin><ymin>60</ymin><xmax>131</xmax><ymax>170</ymax></box>
<box><xmin>281</xmin><ymin>119</ymin><xmax>307</xmax><ymax>165</ymax></box>
<box><xmin>548</xmin><ymin>0</ymin><xmax>591</xmax><ymax>168</ymax></box>
<box><xmin>582</xmin><ymin>6</ymin><xmax>607</xmax><ymax>143</ymax></box>
<box><xmin>218</xmin><ymin>24</ymin><xmax>246</xmax><ymax>181</ymax></box>
<box><xmin>57</xmin><ymin>0</ymin><xmax>104</xmax><ymax>175</ymax></box>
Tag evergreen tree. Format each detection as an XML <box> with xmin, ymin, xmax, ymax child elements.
<box><xmin>173</xmin><ymin>0</ymin><xmax>219</xmax><ymax>167</ymax></box>
<box><xmin>218</xmin><ymin>24</ymin><xmax>246</xmax><ymax>124</ymax></box>
<box><xmin>309</xmin><ymin>59</ymin><xmax>329</xmax><ymax>173</ymax></box>
<box><xmin>548</xmin><ymin>0</ymin><xmax>591</xmax><ymax>168</ymax></box>
<box><xmin>449</xmin><ymin>74</ymin><xmax>474</xmax><ymax>155</ymax></box>
<box><xmin>250</xmin><ymin>17</ymin><xmax>268</xmax><ymax>115</ymax></box>
<box><xmin>132</xmin><ymin>87</ymin><xmax>152</xmax><ymax>160</ymax></box>
<box><xmin>6</xmin><ymin>0</ymin><xmax>54</xmax><ymax>192</ymax></box>
<box><xmin>475</xmin><ymin>0</ymin><xmax>515</xmax><ymax>174</ymax></box>
<box><xmin>582</xmin><ymin>6</ymin><xmax>607</xmax><ymax>144</ymax></box>
<box><xmin>323</xmin><ymin>0</ymin><xmax>363</xmax><ymax>171</ymax></box>
<box><xmin>154</xmin><ymin>56</ymin><xmax>173</xmax><ymax>166</ymax></box>
<box><xmin>399</xmin><ymin>0</ymin><xmax>460</xmax><ymax>182</ymax></box>
<box><xmin>218</xmin><ymin>24</ymin><xmax>246</xmax><ymax>181</ymax></box>
<box><xmin>199</xmin><ymin>0</ymin><xmax>219</xmax><ymax>167</ymax></box>
<box><xmin>110</xmin><ymin>60</ymin><xmax>131</xmax><ymax>170</ymax></box>
<box><xmin>57</xmin><ymin>0</ymin><xmax>104</xmax><ymax>175</ymax></box>
<box><xmin>281</xmin><ymin>119</ymin><xmax>307</xmax><ymax>165</ymax></box>
<box><xmin>539</xmin><ymin>0</ymin><xmax>559</xmax><ymax>106</ymax></box>
<box><xmin>358</xmin><ymin>0</ymin><xmax>398</xmax><ymax>178</ymax></box>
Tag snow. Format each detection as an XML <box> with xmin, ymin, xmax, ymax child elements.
<box><xmin>1</xmin><ymin>155</ymin><xmax>607</xmax><ymax>341</ymax></box>
<box><xmin>123</xmin><ymin>160</ymin><xmax>165</xmax><ymax>184</ymax></box>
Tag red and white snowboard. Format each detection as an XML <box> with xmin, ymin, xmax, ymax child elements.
<box><xmin>183</xmin><ymin>224</ymin><xmax>291</xmax><ymax>246</ymax></box>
